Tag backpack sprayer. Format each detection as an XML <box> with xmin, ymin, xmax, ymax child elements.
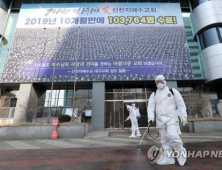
<box><xmin>136</xmin><ymin>121</ymin><xmax>159</xmax><ymax>151</ymax></box>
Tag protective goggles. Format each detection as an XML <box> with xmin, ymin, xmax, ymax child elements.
<box><xmin>155</xmin><ymin>80</ymin><xmax>164</xmax><ymax>85</ymax></box>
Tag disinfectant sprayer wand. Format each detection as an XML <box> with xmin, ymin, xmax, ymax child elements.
<box><xmin>137</xmin><ymin>121</ymin><xmax>153</xmax><ymax>151</ymax></box>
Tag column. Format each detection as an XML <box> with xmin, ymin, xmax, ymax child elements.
<box><xmin>91</xmin><ymin>82</ymin><xmax>105</xmax><ymax>130</ymax></box>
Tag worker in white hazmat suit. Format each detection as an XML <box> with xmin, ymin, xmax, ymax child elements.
<box><xmin>132</xmin><ymin>103</ymin><xmax>141</xmax><ymax>119</ymax></box>
<box><xmin>125</xmin><ymin>105</ymin><xmax>141</xmax><ymax>138</ymax></box>
<box><xmin>147</xmin><ymin>75</ymin><xmax>188</xmax><ymax>166</ymax></box>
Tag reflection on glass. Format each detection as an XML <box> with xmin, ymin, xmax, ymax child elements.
<box><xmin>219</xmin><ymin>27</ymin><xmax>222</xmax><ymax>42</ymax></box>
<box><xmin>105</xmin><ymin>89</ymin><xmax>122</xmax><ymax>92</ymax></box>
<box><xmin>105</xmin><ymin>93</ymin><xmax>122</xmax><ymax>100</ymax></box>
<box><xmin>123</xmin><ymin>88</ymin><xmax>145</xmax><ymax>93</ymax></box>
<box><xmin>105</xmin><ymin>102</ymin><xmax>114</xmax><ymax>128</ymax></box>
<box><xmin>203</xmin><ymin>28</ymin><xmax>220</xmax><ymax>48</ymax></box>
<box><xmin>114</xmin><ymin>101</ymin><xmax>123</xmax><ymax>128</ymax></box>
<box><xmin>123</xmin><ymin>93</ymin><xmax>136</xmax><ymax>100</ymax></box>
<box><xmin>199</xmin><ymin>27</ymin><xmax>220</xmax><ymax>49</ymax></box>
<box><xmin>123</xmin><ymin>93</ymin><xmax>146</xmax><ymax>99</ymax></box>
<box><xmin>0</xmin><ymin>108</ymin><xmax>10</xmax><ymax>118</ymax></box>
<box><xmin>10</xmin><ymin>108</ymin><xmax>15</xmax><ymax>118</ymax></box>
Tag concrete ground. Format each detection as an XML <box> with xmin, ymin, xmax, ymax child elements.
<box><xmin>0</xmin><ymin>131</ymin><xmax>222</xmax><ymax>170</ymax></box>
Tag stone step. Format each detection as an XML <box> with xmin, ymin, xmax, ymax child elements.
<box><xmin>107</xmin><ymin>127</ymin><xmax>159</xmax><ymax>137</ymax></box>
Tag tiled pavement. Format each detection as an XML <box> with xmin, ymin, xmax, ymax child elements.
<box><xmin>1</xmin><ymin>131</ymin><xmax>222</xmax><ymax>151</ymax></box>
<box><xmin>0</xmin><ymin>131</ymin><xmax>222</xmax><ymax>170</ymax></box>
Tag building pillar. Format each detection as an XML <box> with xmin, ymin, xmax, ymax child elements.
<box><xmin>91</xmin><ymin>82</ymin><xmax>105</xmax><ymax>130</ymax></box>
<box><xmin>13</xmin><ymin>84</ymin><xmax>38</xmax><ymax>123</ymax></box>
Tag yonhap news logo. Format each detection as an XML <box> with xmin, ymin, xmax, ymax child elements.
<box><xmin>147</xmin><ymin>145</ymin><xmax>222</xmax><ymax>163</ymax></box>
<box><xmin>147</xmin><ymin>146</ymin><xmax>163</xmax><ymax>163</ymax></box>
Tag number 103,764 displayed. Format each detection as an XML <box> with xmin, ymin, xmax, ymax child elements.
<box><xmin>108</xmin><ymin>16</ymin><xmax>155</xmax><ymax>25</ymax></box>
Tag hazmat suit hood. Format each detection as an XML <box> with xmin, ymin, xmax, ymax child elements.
<box><xmin>155</xmin><ymin>75</ymin><xmax>166</xmax><ymax>90</ymax></box>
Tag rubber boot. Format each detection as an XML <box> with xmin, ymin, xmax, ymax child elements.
<box><xmin>177</xmin><ymin>148</ymin><xmax>187</xmax><ymax>166</ymax></box>
<box><xmin>156</xmin><ymin>148</ymin><xmax>175</xmax><ymax>165</ymax></box>
<box><xmin>136</xmin><ymin>130</ymin><xmax>141</xmax><ymax>137</ymax></box>
<box><xmin>129</xmin><ymin>130</ymin><xmax>136</xmax><ymax>138</ymax></box>
<box><xmin>156</xmin><ymin>154</ymin><xmax>175</xmax><ymax>165</ymax></box>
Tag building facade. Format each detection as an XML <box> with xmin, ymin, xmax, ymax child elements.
<box><xmin>0</xmin><ymin>0</ymin><xmax>222</xmax><ymax>129</ymax></box>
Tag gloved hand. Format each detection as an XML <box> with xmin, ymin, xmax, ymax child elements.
<box><xmin>125</xmin><ymin>119</ymin><xmax>128</xmax><ymax>122</ymax></box>
<box><xmin>181</xmin><ymin>117</ymin><xmax>188</xmax><ymax>126</ymax></box>
<box><xmin>148</xmin><ymin>117</ymin><xmax>154</xmax><ymax>124</ymax></box>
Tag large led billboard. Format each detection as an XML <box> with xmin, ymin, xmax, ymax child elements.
<box><xmin>2</xmin><ymin>3</ymin><xmax>193</xmax><ymax>82</ymax></box>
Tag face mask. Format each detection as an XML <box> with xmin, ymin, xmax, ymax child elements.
<box><xmin>157</xmin><ymin>83</ymin><xmax>164</xmax><ymax>90</ymax></box>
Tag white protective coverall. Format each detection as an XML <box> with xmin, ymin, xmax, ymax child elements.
<box><xmin>125</xmin><ymin>105</ymin><xmax>141</xmax><ymax>138</ymax></box>
<box><xmin>132</xmin><ymin>104</ymin><xmax>141</xmax><ymax>119</ymax></box>
<box><xmin>147</xmin><ymin>75</ymin><xmax>187</xmax><ymax>166</ymax></box>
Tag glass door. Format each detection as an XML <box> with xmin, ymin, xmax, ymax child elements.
<box><xmin>105</xmin><ymin>101</ymin><xmax>124</xmax><ymax>129</ymax></box>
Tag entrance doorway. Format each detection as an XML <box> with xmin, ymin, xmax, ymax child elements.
<box><xmin>105</xmin><ymin>100</ymin><xmax>148</xmax><ymax>129</ymax></box>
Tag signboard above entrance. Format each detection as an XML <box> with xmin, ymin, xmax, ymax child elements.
<box><xmin>2</xmin><ymin>3</ymin><xmax>193</xmax><ymax>83</ymax></box>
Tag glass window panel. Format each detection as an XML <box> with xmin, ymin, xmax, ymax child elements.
<box><xmin>44</xmin><ymin>0</ymin><xmax>54</xmax><ymax>3</ymax></box>
<box><xmin>45</xmin><ymin>91</ymin><xmax>51</xmax><ymax>98</ymax></box>
<box><xmin>66</xmin><ymin>98</ymin><xmax>73</xmax><ymax>107</ymax></box>
<box><xmin>51</xmin><ymin>98</ymin><xmax>57</xmax><ymax>107</ymax></box>
<box><xmin>75</xmin><ymin>0</ymin><xmax>86</xmax><ymax>2</ymax></box>
<box><xmin>44</xmin><ymin>98</ymin><xmax>51</xmax><ymax>107</ymax></box>
<box><xmin>43</xmin><ymin>108</ymin><xmax>50</xmax><ymax>118</ymax></box>
<box><xmin>135</xmin><ymin>93</ymin><xmax>146</xmax><ymax>99</ymax></box>
<box><xmin>11</xmin><ymin>0</ymin><xmax>22</xmax><ymax>9</ymax></box>
<box><xmin>123</xmin><ymin>88</ymin><xmax>145</xmax><ymax>93</ymax></box>
<box><xmin>10</xmin><ymin>108</ymin><xmax>15</xmax><ymax>118</ymax></box>
<box><xmin>106</xmin><ymin>88</ymin><xmax>122</xmax><ymax>92</ymax></box>
<box><xmin>107</xmin><ymin>0</ymin><xmax>117</xmax><ymax>2</ymax></box>
<box><xmin>159</xmin><ymin>0</ymin><xmax>169</xmax><ymax>2</ymax></box>
<box><xmin>123</xmin><ymin>93</ymin><xmax>136</xmax><ymax>100</ymax></box>
<box><xmin>180</xmin><ymin>0</ymin><xmax>189</xmax><ymax>8</ymax></box>
<box><xmin>106</xmin><ymin>93</ymin><xmax>122</xmax><ymax>100</ymax></box>
<box><xmin>33</xmin><ymin>0</ymin><xmax>44</xmax><ymax>3</ymax></box>
<box><xmin>36</xmin><ymin>108</ymin><xmax>44</xmax><ymax>118</ymax></box>
<box><xmin>66</xmin><ymin>90</ymin><xmax>73</xmax><ymax>98</ymax></box>
<box><xmin>57</xmin><ymin>98</ymin><xmax>65</xmax><ymax>107</ymax></box>
<box><xmin>219</xmin><ymin>27</ymin><xmax>222</xmax><ymax>42</ymax></box>
<box><xmin>51</xmin><ymin>90</ymin><xmax>59</xmax><ymax>97</ymax></box>
<box><xmin>51</xmin><ymin>108</ymin><xmax>63</xmax><ymax>117</ymax></box>
<box><xmin>54</xmin><ymin>0</ymin><xmax>64</xmax><ymax>3</ymax></box>
<box><xmin>147</xmin><ymin>89</ymin><xmax>154</xmax><ymax>97</ymax></box>
<box><xmin>59</xmin><ymin>90</ymin><xmax>65</xmax><ymax>96</ymax></box>
<box><xmin>88</xmin><ymin>92</ymin><xmax>92</xmax><ymax>99</ymax></box>
<box><xmin>114</xmin><ymin>101</ymin><xmax>124</xmax><ymax>128</ymax></box>
<box><xmin>123</xmin><ymin>93</ymin><xmax>146</xmax><ymax>99</ymax></box>
<box><xmin>105</xmin><ymin>102</ymin><xmax>114</xmax><ymax>128</ymax></box>
<box><xmin>23</xmin><ymin>0</ymin><xmax>33</xmax><ymax>4</ymax></box>
<box><xmin>0</xmin><ymin>108</ymin><xmax>10</xmax><ymax>118</ymax></box>
<box><xmin>203</xmin><ymin>28</ymin><xmax>220</xmax><ymax>48</ymax></box>
<box><xmin>0</xmin><ymin>0</ymin><xmax>9</xmax><ymax>11</ymax></box>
